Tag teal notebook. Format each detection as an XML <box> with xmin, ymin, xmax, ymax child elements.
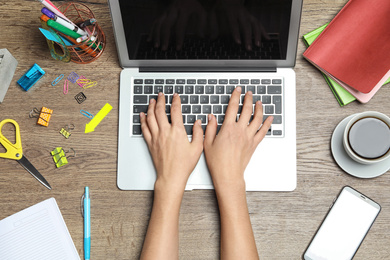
<box><xmin>303</xmin><ymin>24</ymin><xmax>390</xmax><ymax>106</ymax></box>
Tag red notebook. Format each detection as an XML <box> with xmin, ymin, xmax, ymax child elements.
<box><xmin>303</xmin><ymin>0</ymin><xmax>390</xmax><ymax>94</ymax></box>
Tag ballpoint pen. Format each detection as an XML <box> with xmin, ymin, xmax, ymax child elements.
<box><xmin>83</xmin><ymin>187</ymin><xmax>91</xmax><ymax>260</ymax></box>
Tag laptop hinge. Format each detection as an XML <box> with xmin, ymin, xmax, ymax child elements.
<box><xmin>139</xmin><ymin>67</ymin><xmax>277</xmax><ymax>73</ymax></box>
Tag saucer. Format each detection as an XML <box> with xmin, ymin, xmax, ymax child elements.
<box><xmin>331</xmin><ymin>114</ymin><xmax>390</xmax><ymax>178</ymax></box>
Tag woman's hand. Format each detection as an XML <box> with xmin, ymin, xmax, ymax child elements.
<box><xmin>204</xmin><ymin>86</ymin><xmax>273</xmax><ymax>189</ymax></box>
<box><xmin>140</xmin><ymin>92</ymin><xmax>204</xmax><ymax>191</ymax></box>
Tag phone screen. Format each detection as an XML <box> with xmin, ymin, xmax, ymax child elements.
<box><xmin>303</xmin><ymin>186</ymin><xmax>380</xmax><ymax>260</ymax></box>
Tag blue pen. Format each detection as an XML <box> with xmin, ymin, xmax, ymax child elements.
<box><xmin>83</xmin><ymin>187</ymin><xmax>91</xmax><ymax>260</ymax></box>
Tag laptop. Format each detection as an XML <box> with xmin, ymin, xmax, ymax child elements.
<box><xmin>108</xmin><ymin>0</ymin><xmax>302</xmax><ymax>191</ymax></box>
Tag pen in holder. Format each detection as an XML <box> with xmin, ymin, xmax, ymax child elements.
<box><xmin>43</xmin><ymin>2</ymin><xmax>105</xmax><ymax>64</ymax></box>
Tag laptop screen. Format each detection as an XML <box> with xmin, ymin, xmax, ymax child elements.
<box><xmin>118</xmin><ymin>0</ymin><xmax>293</xmax><ymax>61</ymax></box>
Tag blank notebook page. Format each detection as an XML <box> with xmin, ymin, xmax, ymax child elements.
<box><xmin>0</xmin><ymin>198</ymin><xmax>80</xmax><ymax>260</ymax></box>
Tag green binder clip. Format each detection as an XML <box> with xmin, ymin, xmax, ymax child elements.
<box><xmin>59</xmin><ymin>124</ymin><xmax>75</xmax><ymax>139</ymax></box>
<box><xmin>51</xmin><ymin>147</ymin><xmax>76</xmax><ymax>168</ymax></box>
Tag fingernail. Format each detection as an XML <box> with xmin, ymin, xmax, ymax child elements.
<box><xmin>173</xmin><ymin>93</ymin><xmax>178</xmax><ymax>97</ymax></box>
<box><xmin>150</xmin><ymin>98</ymin><xmax>155</xmax><ymax>104</ymax></box>
<box><xmin>247</xmin><ymin>91</ymin><xmax>253</xmax><ymax>96</ymax></box>
<box><xmin>196</xmin><ymin>119</ymin><xmax>202</xmax><ymax>125</ymax></box>
<box><xmin>158</xmin><ymin>92</ymin><xmax>163</xmax><ymax>96</ymax></box>
<box><xmin>256</xmin><ymin>101</ymin><xmax>262</xmax><ymax>106</ymax></box>
<box><xmin>236</xmin><ymin>86</ymin><xmax>241</xmax><ymax>92</ymax></box>
<box><xmin>140</xmin><ymin>112</ymin><xmax>145</xmax><ymax>117</ymax></box>
<box><xmin>208</xmin><ymin>114</ymin><xmax>213</xmax><ymax>121</ymax></box>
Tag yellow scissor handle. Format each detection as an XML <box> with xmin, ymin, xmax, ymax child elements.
<box><xmin>0</xmin><ymin>119</ymin><xmax>23</xmax><ymax>160</ymax></box>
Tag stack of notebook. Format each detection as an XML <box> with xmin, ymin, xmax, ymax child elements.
<box><xmin>303</xmin><ymin>0</ymin><xmax>390</xmax><ymax>106</ymax></box>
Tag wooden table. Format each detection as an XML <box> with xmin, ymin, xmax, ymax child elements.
<box><xmin>1</xmin><ymin>0</ymin><xmax>389</xmax><ymax>259</ymax></box>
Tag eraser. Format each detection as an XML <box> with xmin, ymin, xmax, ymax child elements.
<box><xmin>0</xmin><ymin>49</ymin><xmax>18</xmax><ymax>103</ymax></box>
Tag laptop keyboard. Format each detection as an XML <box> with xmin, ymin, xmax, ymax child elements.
<box><xmin>132</xmin><ymin>78</ymin><xmax>284</xmax><ymax>137</ymax></box>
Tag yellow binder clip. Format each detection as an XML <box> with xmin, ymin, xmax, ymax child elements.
<box><xmin>59</xmin><ymin>124</ymin><xmax>75</xmax><ymax>139</ymax></box>
<box><xmin>50</xmin><ymin>147</ymin><xmax>76</xmax><ymax>168</ymax></box>
<box><xmin>29</xmin><ymin>107</ymin><xmax>53</xmax><ymax>127</ymax></box>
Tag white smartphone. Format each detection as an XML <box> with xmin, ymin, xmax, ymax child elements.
<box><xmin>303</xmin><ymin>186</ymin><xmax>381</xmax><ymax>260</ymax></box>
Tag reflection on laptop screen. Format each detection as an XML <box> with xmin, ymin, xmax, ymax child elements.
<box><xmin>118</xmin><ymin>0</ymin><xmax>292</xmax><ymax>60</ymax></box>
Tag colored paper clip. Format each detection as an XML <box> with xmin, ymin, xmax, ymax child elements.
<box><xmin>75</xmin><ymin>92</ymin><xmax>87</xmax><ymax>104</ymax></box>
<box><xmin>51</xmin><ymin>74</ymin><xmax>64</xmax><ymax>86</ymax></box>
<box><xmin>29</xmin><ymin>107</ymin><xmax>53</xmax><ymax>127</ymax></box>
<box><xmin>17</xmin><ymin>63</ymin><xmax>45</xmax><ymax>91</ymax></box>
<box><xmin>83</xmin><ymin>81</ymin><xmax>97</xmax><ymax>89</ymax></box>
<box><xmin>51</xmin><ymin>147</ymin><xmax>76</xmax><ymax>168</ymax></box>
<box><xmin>67</xmin><ymin>72</ymin><xmax>79</xmax><ymax>83</ymax></box>
<box><xmin>76</xmin><ymin>76</ymin><xmax>88</xmax><ymax>88</ymax></box>
<box><xmin>63</xmin><ymin>79</ymin><xmax>69</xmax><ymax>94</ymax></box>
<box><xmin>80</xmin><ymin>110</ymin><xmax>94</xmax><ymax>119</ymax></box>
<box><xmin>59</xmin><ymin>124</ymin><xmax>74</xmax><ymax>139</ymax></box>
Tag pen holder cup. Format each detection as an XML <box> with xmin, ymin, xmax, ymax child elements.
<box><xmin>45</xmin><ymin>2</ymin><xmax>105</xmax><ymax>64</ymax></box>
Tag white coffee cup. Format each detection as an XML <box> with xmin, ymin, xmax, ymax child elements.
<box><xmin>343</xmin><ymin>111</ymin><xmax>390</xmax><ymax>164</ymax></box>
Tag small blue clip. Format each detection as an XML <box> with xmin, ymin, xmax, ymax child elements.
<box><xmin>80</xmin><ymin>110</ymin><xmax>94</xmax><ymax>119</ymax></box>
<box><xmin>52</xmin><ymin>74</ymin><xmax>64</xmax><ymax>86</ymax></box>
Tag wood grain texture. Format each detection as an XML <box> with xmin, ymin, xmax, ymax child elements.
<box><xmin>1</xmin><ymin>0</ymin><xmax>390</xmax><ymax>259</ymax></box>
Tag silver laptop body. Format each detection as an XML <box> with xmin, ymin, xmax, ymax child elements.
<box><xmin>109</xmin><ymin>0</ymin><xmax>302</xmax><ymax>191</ymax></box>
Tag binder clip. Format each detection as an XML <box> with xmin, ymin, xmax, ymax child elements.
<box><xmin>51</xmin><ymin>147</ymin><xmax>76</xmax><ymax>168</ymax></box>
<box><xmin>59</xmin><ymin>124</ymin><xmax>75</xmax><ymax>139</ymax></box>
<box><xmin>29</xmin><ymin>107</ymin><xmax>53</xmax><ymax>127</ymax></box>
<box><xmin>17</xmin><ymin>63</ymin><xmax>45</xmax><ymax>91</ymax></box>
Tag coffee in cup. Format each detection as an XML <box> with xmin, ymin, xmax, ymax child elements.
<box><xmin>343</xmin><ymin>111</ymin><xmax>390</xmax><ymax>164</ymax></box>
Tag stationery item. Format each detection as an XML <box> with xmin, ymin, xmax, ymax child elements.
<box><xmin>303</xmin><ymin>0</ymin><xmax>390</xmax><ymax>95</ymax></box>
<box><xmin>59</xmin><ymin>124</ymin><xmax>75</xmax><ymax>139</ymax></box>
<box><xmin>63</xmin><ymin>79</ymin><xmax>69</xmax><ymax>94</ymax></box>
<box><xmin>0</xmin><ymin>198</ymin><xmax>80</xmax><ymax>260</ymax></box>
<box><xmin>77</xmin><ymin>77</ymin><xmax>89</xmax><ymax>87</ymax></box>
<box><xmin>41</xmin><ymin>7</ymin><xmax>87</xmax><ymax>36</ymax></box>
<box><xmin>47</xmin><ymin>19</ymin><xmax>82</xmax><ymax>39</ymax></box>
<box><xmin>75</xmin><ymin>92</ymin><xmax>87</xmax><ymax>104</ymax></box>
<box><xmin>85</xmin><ymin>103</ymin><xmax>113</xmax><ymax>133</ymax></box>
<box><xmin>0</xmin><ymin>119</ymin><xmax>51</xmax><ymax>189</ymax></box>
<box><xmin>39</xmin><ymin>28</ymin><xmax>73</xmax><ymax>46</ymax></box>
<box><xmin>78</xmin><ymin>18</ymin><xmax>97</xmax><ymax>28</ymax></box>
<box><xmin>80</xmin><ymin>110</ymin><xmax>94</xmax><ymax>119</ymax></box>
<box><xmin>50</xmin><ymin>147</ymin><xmax>76</xmax><ymax>168</ymax></box>
<box><xmin>68</xmin><ymin>72</ymin><xmax>80</xmax><ymax>83</ymax></box>
<box><xmin>29</xmin><ymin>107</ymin><xmax>53</xmax><ymax>127</ymax></box>
<box><xmin>40</xmin><ymin>20</ymin><xmax>71</xmax><ymax>62</ymax></box>
<box><xmin>0</xmin><ymin>49</ymin><xmax>18</xmax><ymax>103</ymax></box>
<box><xmin>60</xmin><ymin>34</ymin><xmax>98</xmax><ymax>57</ymax></box>
<box><xmin>82</xmin><ymin>187</ymin><xmax>91</xmax><ymax>260</ymax></box>
<box><xmin>83</xmin><ymin>81</ymin><xmax>97</xmax><ymax>89</ymax></box>
<box><xmin>52</xmin><ymin>74</ymin><xmax>64</xmax><ymax>86</ymax></box>
<box><xmin>39</xmin><ymin>2</ymin><xmax>106</xmax><ymax>64</ymax></box>
<box><xmin>303</xmin><ymin>24</ymin><xmax>356</xmax><ymax>107</ymax></box>
<box><xmin>37</xmin><ymin>0</ymin><xmax>74</xmax><ymax>24</ymax></box>
<box><xmin>17</xmin><ymin>63</ymin><xmax>45</xmax><ymax>91</ymax></box>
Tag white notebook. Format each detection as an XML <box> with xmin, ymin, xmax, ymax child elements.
<box><xmin>0</xmin><ymin>198</ymin><xmax>80</xmax><ymax>260</ymax></box>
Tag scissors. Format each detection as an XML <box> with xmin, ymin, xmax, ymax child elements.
<box><xmin>0</xmin><ymin>119</ymin><xmax>52</xmax><ymax>190</ymax></box>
